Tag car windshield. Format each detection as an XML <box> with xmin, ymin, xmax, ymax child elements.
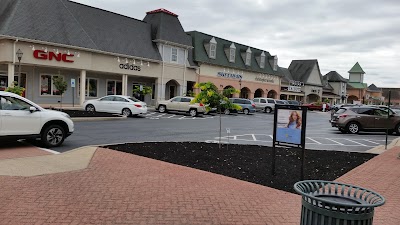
<box><xmin>336</xmin><ymin>108</ymin><xmax>347</xmax><ymax>114</ymax></box>
<box><xmin>128</xmin><ymin>97</ymin><xmax>140</xmax><ymax>102</ymax></box>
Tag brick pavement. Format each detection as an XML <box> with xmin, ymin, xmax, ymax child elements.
<box><xmin>0</xmin><ymin>141</ymin><xmax>51</xmax><ymax>160</ymax></box>
<box><xmin>0</xmin><ymin>148</ymin><xmax>301</xmax><ymax>225</ymax></box>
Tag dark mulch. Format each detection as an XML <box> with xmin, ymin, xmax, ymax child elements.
<box><xmin>104</xmin><ymin>142</ymin><xmax>376</xmax><ymax>194</ymax></box>
<box><xmin>47</xmin><ymin>109</ymin><xmax>121</xmax><ymax>118</ymax></box>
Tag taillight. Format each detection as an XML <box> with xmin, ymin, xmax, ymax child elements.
<box><xmin>339</xmin><ymin>114</ymin><xmax>347</xmax><ymax>118</ymax></box>
<box><xmin>199</xmin><ymin>103</ymin><xmax>204</xmax><ymax>106</ymax></box>
<box><xmin>252</xmin><ymin>104</ymin><xmax>255</xmax><ymax>108</ymax></box>
<box><xmin>134</xmin><ymin>104</ymin><xmax>142</xmax><ymax>108</ymax></box>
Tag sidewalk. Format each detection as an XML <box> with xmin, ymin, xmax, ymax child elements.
<box><xmin>0</xmin><ymin>141</ymin><xmax>399</xmax><ymax>224</ymax></box>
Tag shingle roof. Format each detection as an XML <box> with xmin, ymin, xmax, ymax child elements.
<box><xmin>278</xmin><ymin>67</ymin><xmax>294</xmax><ymax>83</ymax></box>
<box><xmin>322</xmin><ymin>80</ymin><xmax>334</xmax><ymax>90</ymax></box>
<box><xmin>348</xmin><ymin>82</ymin><xmax>368</xmax><ymax>89</ymax></box>
<box><xmin>187</xmin><ymin>31</ymin><xmax>282</xmax><ymax>76</ymax></box>
<box><xmin>0</xmin><ymin>0</ymin><xmax>162</xmax><ymax>61</ymax></box>
<box><xmin>143</xmin><ymin>9</ymin><xmax>192</xmax><ymax>47</ymax></box>
<box><xmin>323</xmin><ymin>71</ymin><xmax>347</xmax><ymax>82</ymax></box>
<box><xmin>368</xmin><ymin>84</ymin><xmax>381</xmax><ymax>92</ymax></box>
<box><xmin>348</xmin><ymin>62</ymin><xmax>365</xmax><ymax>74</ymax></box>
<box><xmin>288</xmin><ymin>59</ymin><xmax>323</xmax><ymax>85</ymax></box>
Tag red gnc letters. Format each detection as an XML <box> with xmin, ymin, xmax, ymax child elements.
<box><xmin>33</xmin><ymin>50</ymin><xmax>74</xmax><ymax>63</ymax></box>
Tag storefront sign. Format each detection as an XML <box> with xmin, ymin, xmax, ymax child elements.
<box><xmin>33</xmin><ymin>50</ymin><xmax>74</xmax><ymax>63</ymax></box>
<box><xmin>288</xmin><ymin>86</ymin><xmax>301</xmax><ymax>92</ymax></box>
<box><xmin>289</xmin><ymin>80</ymin><xmax>304</xmax><ymax>86</ymax></box>
<box><xmin>255</xmin><ymin>74</ymin><xmax>274</xmax><ymax>83</ymax></box>
<box><xmin>217</xmin><ymin>72</ymin><xmax>242</xmax><ymax>80</ymax></box>
<box><xmin>119</xmin><ymin>64</ymin><xmax>141</xmax><ymax>71</ymax></box>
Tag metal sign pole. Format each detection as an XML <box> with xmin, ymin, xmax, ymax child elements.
<box><xmin>300</xmin><ymin>107</ymin><xmax>308</xmax><ymax>180</ymax></box>
<box><xmin>272</xmin><ymin>106</ymin><xmax>278</xmax><ymax>175</ymax></box>
<box><xmin>385</xmin><ymin>91</ymin><xmax>391</xmax><ymax>150</ymax></box>
<box><xmin>71</xmin><ymin>78</ymin><xmax>76</xmax><ymax>107</ymax></box>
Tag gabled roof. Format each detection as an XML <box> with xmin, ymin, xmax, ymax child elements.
<box><xmin>143</xmin><ymin>8</ymin><xmax>192</xmax><ymax>48</ymax></box>
<box><xmin>348</xmin><ymin>82</ymin><xmax>368</xmax><ymax>89</ymax></box>
<box><xmin>322</xmin><ymin>80</ymin><xmax>334</xmax><ymax>90</ymax></box>
<box><xmin>187</xmin><ymin>31</ymin><xmax>282</xmax><ymax>76</ymax></box>
<box><xmin>278</xmin><ymin>67</ymin><xmax>294</xmax><ymax>83</ymax></box>
<box><xmin>367</xmin><ymin>84</ymin><xmax>381</xmax><ymax>92</ymax></box>
<box><xmin>348</xmin><ymin>62</ymin><xmax>365</xmax><ymax>74</ymax></box>
<box><xmin>323</xmin><ymin>71</ymin><xmax>347</xmax><ymax>82</ymax></box>
<box><xmin>0</xmin><ymin>0</ymin><xmax>162</xmax><ymax>60</ymax></box>
<box><xmin>288</xmin><ymin>59</ymin><xmax>323</xmax><ymax>86</ymax></box>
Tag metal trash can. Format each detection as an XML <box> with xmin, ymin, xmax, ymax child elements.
<box><xmin>294</xmin><ymin>180</ymin><xmax>385</xmax><ymax>225</ymax></box>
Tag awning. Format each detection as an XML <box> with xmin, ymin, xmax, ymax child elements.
<box><xmin>280</xmin><ymin>91</ymin><xmax>305</xmax><ymax>97</ymax></box>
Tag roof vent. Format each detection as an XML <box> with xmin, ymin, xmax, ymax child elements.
<box><xmin>146</xmin><ymin>8</ymin><xmax>178</xmax><ymax>17</ymax></box>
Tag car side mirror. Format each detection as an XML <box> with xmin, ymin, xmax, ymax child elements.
<box><xmin>29</xmin><ymin>106</ymin><xmax>37</xmax><ymax>113</ymax></box>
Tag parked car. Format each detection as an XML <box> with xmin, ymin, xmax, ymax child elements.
<box><xmin>275</xmin><ymin>100</ymin><xmax>286</xmax><ymax>105</ymax></box>
<box><xmin>156</xmin><ymin>96</ymin><xmax>206</xmax><ymax>117</ymax></box>
<box><xmin>287</xmin><ymin>100</ymin><xmax>300</xmax><ymax>105</ymax></box>
<box><xmin>0</xmin><ymin>91</ymin><xmax>74</xmax><ymax>147</ymax></box>
<box><xmin>226</xmin><ymin>98</ymin><xmax>256</xmax><ymax>115</ymax></box>
<box><xmin>253</xmin><ymin>98</ymin><xmax>277</xmax><ymax>113</ymax></box>
<box><xmin>83</xmin><ymin>95</ymin><xmax>147</xmax><ymax>117</ymax></box>
<box><xmin>303</xmin><ymin>102</ymin><xmax>331</xmax><ymax>111</ymax></box>
<box><xmin>330</xmin><ymin>106</ymin><xmax>400</xmax><ymax>135</ymax></box>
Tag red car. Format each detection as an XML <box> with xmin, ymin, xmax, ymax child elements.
<box><xmin>303</xmin><ymin>102</ymin><xmax>330</xmax><ymax>111</ymax></box>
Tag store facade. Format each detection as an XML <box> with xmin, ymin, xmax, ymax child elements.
<box><xmin>0</xmin><ymin>1</ymin><xmax>197</xmax><ymax>106</ymax></box>
<box><xmin>188</xmin><ymin>31</ymin><xmax>281</xmax><ymax>99</ymax></box>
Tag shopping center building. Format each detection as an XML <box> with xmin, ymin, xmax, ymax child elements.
<box><xmin>0</xmin><ymin>0</ymin><xmax>197</xmax><ymax>106</ymax></box>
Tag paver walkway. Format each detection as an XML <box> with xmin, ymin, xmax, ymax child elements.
<box><xmin>0</xmin><ymin>141</ymin><xmax>51</xmax><ymax>160</ymax></box>
<box><xmin>0</xmin><ymin>143</ymin><xmax>399</xmax><ymax>224</ymax></box>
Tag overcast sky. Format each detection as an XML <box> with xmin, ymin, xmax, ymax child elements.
<box><xmin>73</xmin><ymin>0</ymin><xmax>400</xmax><ymax>88</ymax></box>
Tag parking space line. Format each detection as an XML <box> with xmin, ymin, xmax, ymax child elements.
<box><xmin>165</xmin><ymin>115</ymin><xmax>176</xmax><ymax>118</ymax></box>
<box><xmin>363</xmin><ymin>140</ymin><xmax>380</xmax><ymax>145</ymax></box>
<box><xmin>145</xmin><ymin>112</ymin><xmax>157</xmax><ymax>116</ymax></box>
<box><xmin>178</xmin><ymin>116</ymin><xmax>187</xmax><ymax>120</ymax></box>
<box><xmin>326</xmin><ymin>138</ymin><xmax>345</xmax><ymax>145</ymax></box>
<box><xmin>269</xmin><ymin>135</ymin><xmax>273</xmax><ymax>140</ymax></box>
<box><xmin>251</xmin><ymin>134</ymin><xmax>257</xmax><ymax>141</ymax></box>
<box><xmin>307</xmin><ymin>137</ymin><xmax>322</xmax><ymax>144</ymax></box>
<box><xmin>345</xmin><ymin>139</ymin><xmax>367</xmax><ymax>146</ymax></box>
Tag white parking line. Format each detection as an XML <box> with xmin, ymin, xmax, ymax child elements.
<box><xmin>307</xmin><ymin>137</ymin><xmax>322</xmax><ymax>144</ymax></box>
<box><xmin>251</xmin><ymin>134</ymin><xmax>257</xmax><ymax>141</ymax></box>
<box><xmin>363</xmin><ymin>140</ymin><xmax>380</xmax><ymax>145</ymax></box>
<box><xmin>326</xmin><ymin>138</ymin><xmax>345</xmax><ymax>145</ymax></box>
<box><xmin>145</xmin><ymin>112</ymin><xmax>157</xmax><ymax>116</ymax></box>
<box><xmin>345</xmin><ymin>139</ymin><xmax>367</xmax><ymax>146</ymax></box>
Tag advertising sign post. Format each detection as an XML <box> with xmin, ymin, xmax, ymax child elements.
<box><xmin>71</xmin><ymin>79</ymin><xmax>76</xmax><ymax>107</ymax></box>
<box><xmin>272</xmin><ymin>104</ymin><xmax>308</xmax><ymax>180</ymax></box>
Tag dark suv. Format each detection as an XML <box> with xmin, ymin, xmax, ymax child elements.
<box><xmin>330</xmin><ymin>106</ymin><xmax>400</xmax><ymax>134</ymax></box>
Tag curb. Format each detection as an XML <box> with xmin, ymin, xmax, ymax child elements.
<box><xmin>71</xmin><ymin>116</ymin><xmax>127</xmax><ymax>122</ymax></box>
<box><xmin>366</xmin><ymin>137</ymin><xmax>400</xmax><ymax>154</ymax></box>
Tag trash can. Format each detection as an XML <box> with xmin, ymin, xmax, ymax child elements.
<box><xmin>294</xmin><ymin>180</ymin><xmax>385</xmax><ymax>225</ymax></box>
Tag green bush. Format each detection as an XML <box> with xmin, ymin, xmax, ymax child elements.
<box><xmin>5</xmin><ymin>81</ymin><xmax>25</xmax><ymax>96</ymax></box>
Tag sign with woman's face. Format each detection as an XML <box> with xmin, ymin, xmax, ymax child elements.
<box><xmin>276</xmin><ymin>109</ymin><xmax>303</xmax><ymax>144</ymax></box>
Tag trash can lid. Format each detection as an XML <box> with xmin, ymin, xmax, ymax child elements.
<box><xmin>294</xmin><ymin>180</ymin><xmax>385</xmax><ymax>208</ymax></box>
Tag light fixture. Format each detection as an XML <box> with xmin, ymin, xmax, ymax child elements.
<box><xmin>140</xmin><ymin>60</ymin><xmax>143</xmax><ymax>66</ymax></box>
<box><xmin>133</xmin><ymin>59</ymin><xmax>136</xmax><ymax>64</ymax></box>
<box><xmin>125</xmin><ymin>58</ymin><xmax>128</xmax><ymax>64</ymax></box>
<box><xmin>56</xmin><ymin>49</ymin><xmax>59</xmax><ymax>54</ymax></box>
<box><xmin>16</xmin><ymin>49</ymin><xmax>23</xmax><ymax>61</ymax></box>
<box><xmin>31</xmin><ymin>45</ymin><xmax>35</xmax><ymax>51</ymax></box>
<box><xmin>67</xmin><ymin>50</ymin><xmax>70</xmax><ymax>55</ymax></box>
<box><xmin>117</xmin><ymin>57</ymin><xmax>120</xmax><ymax>62</ymax></box>
<box><xmin>42</xmin><ymin>47</ymin><xmax>48</xmax><ymax>53</ymax></box>
<box><xmin>147</xmin><ymin>62</ymin><xmax>150</xmax><ymax>67</ymax></box>
<box><xmin>223</xmin><ymin>68</ymin><xmax>226</xmax><ymax>72</ymax></box>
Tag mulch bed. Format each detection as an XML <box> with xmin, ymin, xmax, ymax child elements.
<box><xmin>104</xmin><ymin>142</ymin><xmax>375</xmax><ymax>194</ymax></box>
<box><xmin>46</xmin><ymin>109</ymin><xmax>121</xmax><ymax>118</ymax></box>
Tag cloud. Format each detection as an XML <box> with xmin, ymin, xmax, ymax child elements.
<box><xmin>73</xmin><ymin>0</ymin><xmax>400</xmax><ymax>87</ymax></box>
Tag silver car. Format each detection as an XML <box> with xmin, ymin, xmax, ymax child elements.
<box><xmin>155</xmin><ymin>96</ymin><xmax>206</xmax><ymax>117</ymax></box>
<box><xmin>253</xmin><ymin>98</ymin><xmax>276</xmax><ymax>113</ymax></box>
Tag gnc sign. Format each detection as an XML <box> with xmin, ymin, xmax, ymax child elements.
<box><xmin>33</xmin><ymin>50</ymin><xmax>74</xmax><ymax>63</ymax></box>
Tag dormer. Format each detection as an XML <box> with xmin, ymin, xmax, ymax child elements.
<box><xmin>224</xmin><ymin>43</ymin><xmax>236</xmax><ymax>63</ymax></box>
<box><xmin>255</xmin><ymin>51</ymin><xmax>266</xmax><ymax>68</ymax></box>
<box><xmin>268</xmin><ymin>55</ymin><xmax>278</xmax><ymax>71</ymax></box>
<box><xmin>245</xmin><ymin>47</ymin><xmax>252</xmax><ymax>66</ymax></box>
<box><xmin>204</xmin><ymin>37</ymin><xmax>217</xmax><ymax>59</ymax></box>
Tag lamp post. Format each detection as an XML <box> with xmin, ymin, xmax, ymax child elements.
<box><xmin>16</xmin><ymin>49</ymin><xmax>23</xmax><ymax>85</ymax></box>
<box><xmin>239</xmin><ymin>78</ymin><xmax>242</xmax><ymax>98</ymax></box>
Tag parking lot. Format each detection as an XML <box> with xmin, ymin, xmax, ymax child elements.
<box><xmin>27</xmin><ymin>110</ymin><xmax>394</xmax><ymax>153</ymax></box>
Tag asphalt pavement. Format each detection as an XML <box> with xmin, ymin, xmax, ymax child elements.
<box><xmin>45</xmin><ymin>110</ymin><xmax>397</xmax><ymax>153</ymax></box>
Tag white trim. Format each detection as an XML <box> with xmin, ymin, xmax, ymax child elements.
<box><xmin>39</xmin><ymin>73</ymin><xmax>64</xmax><ymax>96</ymax></box>
<box><xmin>209</xmin><ymin>43</ymin><xmax>216</xmax><ymax>59</ymax></box>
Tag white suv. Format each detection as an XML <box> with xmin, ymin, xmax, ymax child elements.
<box><xmin>253</xmin><ymin>98</ymin><xmax>277</xmax><ymax>113</ymax></box>
<box><xmin>0</xmin><ymin>91</ymin><xmax>74</xmax><ymax>147</ymax></box>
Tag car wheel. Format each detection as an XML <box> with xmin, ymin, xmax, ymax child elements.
<box><xmin>122</xmin><ymin>108</ymin><xmax>132</xmax><ymax>117</ymax></box>
<box><xmin>85</xmin><ymin>104</ymin><xmax>95</xmax><ymax>112</ymax></box>
<box><xmin>41</xmin><ymin>124</ymin><xmax>66</xmax><ymax>147</ymax></box>
<box><xmin>243</xmin><ymin>108</ymin><xmax>250</xmax><ymax>115</ymax></box>
<box><xmin>265</xmin><ymin>107</ymin><xmax>272</xmax><ymax>113</ymax></box>
<box><xmin>224</xmin><ymin>109</ymin><xmax>230</xmax><ymax>115</ymax></box>
<box><xmin>158</xmin><ymin>105</ymin><xmax>166</xmax><ymax>113</ymax></box>
<box><xmin>346</xmin><ymin>122</ymin><xmax>360</xmax><ymax>134</ymax></box>
<box><xmin>395</xmin><ymin>123</ymin><xmax>400</xmax><ymax>136</ymax></box>
<box><xmin>189</xmin><ymin>109</ymin><xmax>197</xmax><ymax>117</ymax></box>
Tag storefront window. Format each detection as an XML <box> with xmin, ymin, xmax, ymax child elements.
<box><xmin>107</xmin><ymin>80</ymin><xmax>122</xmax><ymax>95</ymax></box>
<box><xmin>0</xmin><ymin>75</ymin><xmax>7</xmax><ymax>91</ymax></box>
<box><xmin>78</xmin><ymin>78</ymin><xmax>98</xmax><ymax>97</ymax></box>
<box><xmin>40</xmin><ymin>75</ymin><xmax>62</xmax><ymax>96</ymax></box>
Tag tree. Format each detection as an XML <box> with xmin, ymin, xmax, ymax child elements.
<box><xmin>53</xmin><ymin>76</ymin><xmax>68</xmax><ymax>109</ymax></box>
<box><xmin>191</xmin><ymin>82</ymin><xmax>241</xmax><ymax>148</ymax></box>
<box><xmin>133</xmin><ymin>85</ymin><xmax>152</xmax><ymax>101</ymax></box>
<box><xmin>5</xmin><ymin>81</ymin><xmax>25</xmax><ymax>96</ymax></box>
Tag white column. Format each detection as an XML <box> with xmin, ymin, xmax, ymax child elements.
<box><xmin>122</xmin><ymin>74</ymin><xmax>128</xmax><ymax>96</ymax></box>
<box><xmin>7</xmin><ymin>63</ymin><xmax>15</xmax><ymax>87</ymax></box>
<box><xmin>80</xmin><ymin>70</ymin><xmax>86</xmax><ymax>106</ymax></box>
